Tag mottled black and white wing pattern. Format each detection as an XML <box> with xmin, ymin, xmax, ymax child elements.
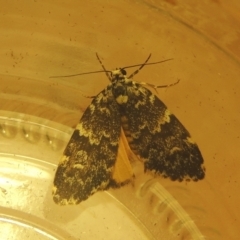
<box><xmin>53</xmin><ymin>86</ymin><xmax>124</xmax><ymax>205</ymax></box>
<box><xmin>117</xmin><ymin>81</ymin><xmax>205</xmax><ymax>181</ymax></box>
<box><xmin>53</xmin><ymin>56</ymin><xmax>205</xmax><ymax>205</ymax></box>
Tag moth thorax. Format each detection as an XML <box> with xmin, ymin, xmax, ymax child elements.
<box><xmin>116</xmin><ymin>95</ymin><xmax>128</xmax><ymax>104</ymax></box>
<box><xmin>113</xmin><ymin>83</ymin><xmax>128</xmax><ymax>105</ymax></box>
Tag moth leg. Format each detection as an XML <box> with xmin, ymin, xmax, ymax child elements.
<box><xmin>80</xmin><ymin>94</ymin><xmax>96</xmax><ymax>99</ymax></box>
<box><xmin>137</xmin><ymin>79</ymin><xmax>180</xmax><ymax>94</ymax></box>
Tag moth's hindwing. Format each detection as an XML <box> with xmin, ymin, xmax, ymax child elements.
<box><xmin>120</xmin><ymin>83</ymin><xmax>205</xmax><ymax>181</ymax></box>
<box><xmin>111</xmin><ymin>128</ymin><xmax>134</xmax><ymax>184</ymax></box>
<box><xmin>53</xmin><ymin>86</ymin><xmax>133</xmax><ymax>205</ymax></box>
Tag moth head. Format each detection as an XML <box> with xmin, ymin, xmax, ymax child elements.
<box><xmin>111</xmin><ymin>68</ymin><xmax>127</xmax><ymax>79</ymax></box>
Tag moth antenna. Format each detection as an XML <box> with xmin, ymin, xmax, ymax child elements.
<box><xmin>123</xmin><ymin>58</ymin><xmax>173</xmax><ymax>70</ymax></box>
<box><xmin>95</xmin><ymin>53</ymin><xmax>112</xmax><ymax>81</ymax></box>
<box><xmin>128</xmin><ymin>54</ymin><xmax>152</xmax><ymax>79</ymax></box>
<box><xmin>50</xmin><ymin>55</ymin><xmax>173</xmax><ymax>79</ymax></box>
<box><xmin>49</xmin><ymin>69</ymin><xmax>111</xmax><ymax>78</ymax></box>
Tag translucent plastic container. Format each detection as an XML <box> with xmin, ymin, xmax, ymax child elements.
<box><xmin>1</xmin><ymin>1</ymin><xmax>240</xmax><ymax>239</ymax></box>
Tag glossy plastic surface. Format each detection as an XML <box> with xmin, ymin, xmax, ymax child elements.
<box><xmin>1</xmin><ymin>1</ymin><xmax>240</xmax><ymax>239</ymax></box>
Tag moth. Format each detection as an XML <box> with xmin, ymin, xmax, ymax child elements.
<box><xmin>52</xmin><ymin>54</ymin><xmax>205</xmax><ymax>205</ymax></box>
